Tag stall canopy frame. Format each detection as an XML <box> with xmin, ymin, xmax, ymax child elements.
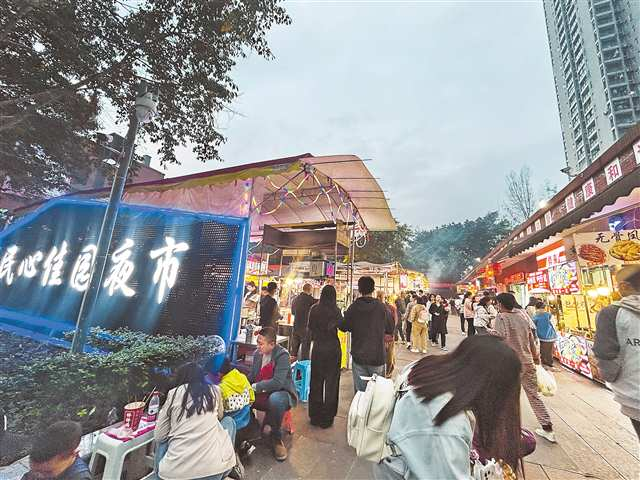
<box><xmin>13</xmin><ymin>154</ymin><xmax>396</xmax><ymax>241</ymax></box>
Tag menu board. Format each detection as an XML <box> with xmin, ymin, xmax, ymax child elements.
<box><xmin>554</xmin><ymin>332</ymin><xmax>593</xmax><ymax>379</ymax></box>
<box><xmin>559</xmin><ymin>294</ymin><xmax>590</xmax><ymax>330</ymax></box>
<box><xmin>575</xmin><ymin>294</ymin><xmax>591</xmax><ymax>329</ymax></box>
<box><xmin>573</xmin><ymin>230</ymin><xmax>640</xmax><ymax>267</ymax></box>
<box><xmin>560</xmin><ymin>295</ymin><xmax>579</xmax><ymax>329</ymax></box>
<box><xmin>548</xmin><ymin>262</ymin><xmax>580</xmax><ymax>294</ymax></box>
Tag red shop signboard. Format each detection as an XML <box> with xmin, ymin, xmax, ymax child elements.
<box><xmin>527</xmin><ymin>271</ymin><xmax>550</xmax><ymax>290</ymax></box>
<box><xmin>504</xmin><ymin>272</ymin><xmax>526</xmax><ymax>285</ymax></box>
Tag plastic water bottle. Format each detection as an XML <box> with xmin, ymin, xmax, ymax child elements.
<box><xmin>147</xmin><ymin>392</ymin><xmax>160</xmax><ymax>421</ymax></box>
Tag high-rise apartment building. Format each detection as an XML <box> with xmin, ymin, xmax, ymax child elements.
<box><xmin>543</xmin><ymin>0</ymin><xmax>640</xmax><ymax>174</ymax></box>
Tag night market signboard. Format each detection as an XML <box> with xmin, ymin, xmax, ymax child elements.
<box><xmin>573</xmin><ymin>229</ymin><xmax>640</xmax><ymax>267</ymax></box>
<box><xmin>0</xmin><ymin>199</ymin><xmax>249</xmax><ymax>344</ymax></box>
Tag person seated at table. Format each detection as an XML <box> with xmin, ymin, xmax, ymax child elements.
<box><xmin>219</xmin><ymin>358</ymin><xmax>255</xmax><ymax>414</ymax></box>
<box><xmin>248</xmin><ymin>327</ymin><xmax>297</xmax><ymax>462</ymax></box>
<box><xmin>22</xmin><ymin>420</ymin><xmax>92</xmax><ymax>480</ymax></box>
<box><xmin>154</xmin><ymin>362</ymin><xmax>243</xmax><ymax>480</ymax></box>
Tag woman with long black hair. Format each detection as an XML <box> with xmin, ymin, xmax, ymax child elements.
<box><xmin>154</xmin><ymin>362</ymin><xmax>242</xmax><ymax>480</ymax></box>
<box><xmin>374</xmin><ymin>336</ymin><xmax>524</xmax><ymax>479</ymax></box>
<box><xmin>308</xmin><ymin>284</ymin><xmax>344</xmax><ymax>428</ymax></box>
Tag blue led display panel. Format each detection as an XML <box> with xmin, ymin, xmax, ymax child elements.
<box><xmin>0</xmin><ymin>199</ymin><xmax>249</xmax><ymax>347</ymax></box>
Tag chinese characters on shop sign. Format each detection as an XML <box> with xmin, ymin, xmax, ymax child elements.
<box><xmin>594</xmin><ymin>229</ymin><xmax>639</xmax><ymax>243</ymax></box>
<box><xmin>0</xmin><ymin>237</ymin><xmax>189</xmax><ymax>304</ymax></box>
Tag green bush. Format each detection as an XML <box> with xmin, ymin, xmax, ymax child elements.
<box><xmin>0</xmin><ymin>328</ymin><xmax>225</xmax><ymax>441</ymax></box>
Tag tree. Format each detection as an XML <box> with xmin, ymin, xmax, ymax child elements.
<box><xmin>407</xmin><ymin>211</ymin><xmax>511</xmax><ymax>282</ymax></box>
<box><xmin>356</xmin><ymin>223</ymin><xmax>414</xmax><ymax>265</ymax></box>
<box><xmin>539</xmin><ymin>179</ymin><xmax>558</xmax><ymax>203</ymax></box>
<box><xmin>0</xmin><ymin>0</ymin><xmax>290</xmax><ymax>198</ymax></box>
<box><xmin>503</xmin><ymin>166</ymin><xmax>536</xmax><ymax>225</ymax></box>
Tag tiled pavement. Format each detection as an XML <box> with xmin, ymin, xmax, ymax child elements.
<box><xmin>2</xmin><ymin>315</ymin><xmax>639</xmax><ymax>479</ymax></box>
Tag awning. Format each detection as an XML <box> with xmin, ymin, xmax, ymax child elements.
<box><xmin>14</xmin><ymin>154</ymin><xmax>395</xmax><ymax>239</ymax></box>
<box><xmin>507</xmin><ymin>172</ymin><xmax>640</xmax><ymax>257</ymax></box>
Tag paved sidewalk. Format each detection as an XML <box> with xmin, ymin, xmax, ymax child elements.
<box><xmin>2</xmin><ymin>315</ymin><xmax>638</xmax><ymax>479</ymax></box>
<box><xmin>243</xmin><ymin>315</ymin><xmax>640</xmax><ymax>480</ymax></box>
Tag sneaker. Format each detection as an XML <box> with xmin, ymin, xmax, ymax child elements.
<box><xmin>410</xmin><ymin>348</ymin><xmax>419</xmax><ymax>353</ymax></box>
<box><xmin>535</xmin><ymin>428</ymin><xmax>557</xmax><ymax>443</ymax></box>
<box><xmin>441</xmin><ymin>347</ymin><xmax>448</xmax><ymax>352</ymax></box>
<box><xmin>273</xmin><ymin>438</ymin><xmax>288</xmax><ymax>461</ymax></box>
<box><xmin>228</xmin><ymin>454</ymin><xmax>245</xmax><ymax>479</ymax></box>
<box><xmin>421</xmin><ymin>350</ymin><xmax>427</xmax><ymax>354</ymax></box>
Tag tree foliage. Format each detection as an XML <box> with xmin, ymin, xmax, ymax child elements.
<box><xmin>0</xmin><ymin>327</ymin><xmax>224</xmax><ymax>465</ymax></box>
<box><xmin>407</xmin><ymin>211</ymin><xmax>511</xmax><ymax>282</ymax></box>
<box><xmin>0</xmin><ymin>0</ymin><xmax>290</xmax><ymax>198</ymax></box>
<box><xmin>356</xmin><ymin>223</ymin><xmax>414</xmax><ymax>265</ymax></box>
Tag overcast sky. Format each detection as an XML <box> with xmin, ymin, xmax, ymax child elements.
<box><xmin>138</xmin><ymin>0</ymin><xmax>568</xmax><ymax>229</ymax></box>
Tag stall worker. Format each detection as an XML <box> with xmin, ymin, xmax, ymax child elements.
<box><xmin>249</xmin><ymin>327</ymin><xmax>297</xmax><ymax>461</ymax></box>
<box><xmin>290</xmin><ymin>283</ymin><xmax>317</xmax><ymax>361</ymax></box>
<box><xmin>259</xmin><ymin>282</ymin><xmax>281</xmax><ymax>328</ymax></box>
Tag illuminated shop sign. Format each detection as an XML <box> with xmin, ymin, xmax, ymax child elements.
<box><xmin>0</xmin><ymin>237</ymin><xmax>189</xmax><ymax>304</ymax></box>
<box><xmin>0</xmin><ymin>199</ymin><xmax>249</xmax><ymax>342</ymax></box>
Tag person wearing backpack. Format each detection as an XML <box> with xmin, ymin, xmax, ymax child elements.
<box><xmin>373</xmin><ymin>336</ymin><xmax>524</xmax><ymax>480</ymax></box>
<box><xmin>409</xmin><ymin>297</ymin><xmax>429</xmax><ymax>354</ymax></box>
<box><xmin>340</xmin><ymin>276</ymin><xmax>394</xmax><ymax>392</ymax></box>
<box><xmin>593</xmin><ymin>265</ymin><xmax>640</xmax><ymax>440</ymax></box>
<box><xmin>403</xmin><ymin>294</ymin><xmax>418</xmax><ymax>350</ymax></box>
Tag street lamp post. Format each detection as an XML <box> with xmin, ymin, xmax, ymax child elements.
<box><xmin>70</xmin><ymin>81</ymin><xmax>159</xmax><ymax>354</ymax></box>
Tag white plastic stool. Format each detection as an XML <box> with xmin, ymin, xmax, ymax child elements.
<box><xmin>89</xmin><ymin>429</ymin><xmax>155</xmax><ymax>480</ymax></box>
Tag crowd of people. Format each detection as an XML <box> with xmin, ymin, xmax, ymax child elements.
<box><xmin>18</xmin><ymin>266</ymin><xmax>640</xmax><ymax>480</ymax></box>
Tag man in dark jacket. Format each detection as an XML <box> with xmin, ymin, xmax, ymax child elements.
<box><xmin>259</xmin><ymin>281</ymin><xmax>280</xmax><ymax>328</ymax></box>
<box><xmin>289</xmin><ymin>283</ymin><xmax>316</xmax><ymax>360</ymax></box>
<box><xmin>395</xmin><ymin>294</ymin><xmax>406</xmax><ymax>342</ymax></box>
<box><xmin>340</xmin><ymin>276</ymin><xmax>393</xmax><ymax>392</ymax></box>
<box><xmin>249</xmin><ymin>327</ymin><xmax>297</xmax><ymax>461</ymax></box>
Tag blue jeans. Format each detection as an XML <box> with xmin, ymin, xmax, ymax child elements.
<box><xmin>352</xmin><ymin>361</ymin><xmax>385</xmax><ymax>393</ymax></box>
<box><xmin>254</xmin><ymin>390</ymin><xmax>292</xmax><ymax>441</ymax></box>
<box><xmin>154</xmin><ymin>416</ymin><xmax>237</xmax><ymax>480</ymax></box>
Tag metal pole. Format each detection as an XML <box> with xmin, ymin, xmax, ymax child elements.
<box><xmin>347</xmin><ymin>226</ymin><xmax>355</xmax><ymax>303</ymax></box>
<box><xmin>334</xmin><ymin>222</ymin><xmax>339</xmax><ymax>281</ymax></box>
<box><xmin>70</xmin><ymin>113</ymin><xmax>140</xmax><ymax>353</ymax></box>
<box><xmin>255</xmin><ymin>238</ymin><xmax>267</xmax><ymax>317</ymax></box>
<box><xmin>70</xmin><ymin>81</ymin><xmax>158</xmax><ymax>353</ymax></box>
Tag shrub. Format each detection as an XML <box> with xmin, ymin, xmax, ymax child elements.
<box><xmin>0</xmin><ymin>328</ymin><xmax>225</xmax><ymax>455</ymax></box>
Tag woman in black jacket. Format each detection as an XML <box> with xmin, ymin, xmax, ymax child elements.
<box><xmin>308</xmin><ymin>285</ymin><xmax>344</xmax><ymax>428</ymax></box>
<box><xmin>429</xmin><ymin>295</ymin><xmax>450</xmax><ymax>351</ymax></box>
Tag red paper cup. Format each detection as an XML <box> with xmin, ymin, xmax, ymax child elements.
<box><xmin>123</xmin><ymin>402</ymin><xmax>145</xmax><ymax>431</ymax></box>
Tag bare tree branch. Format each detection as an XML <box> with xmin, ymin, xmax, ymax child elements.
<box><xmin>504</xmin><ymin>166</ymin><xmax>535</xmax><ymax>224</ymax></box>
